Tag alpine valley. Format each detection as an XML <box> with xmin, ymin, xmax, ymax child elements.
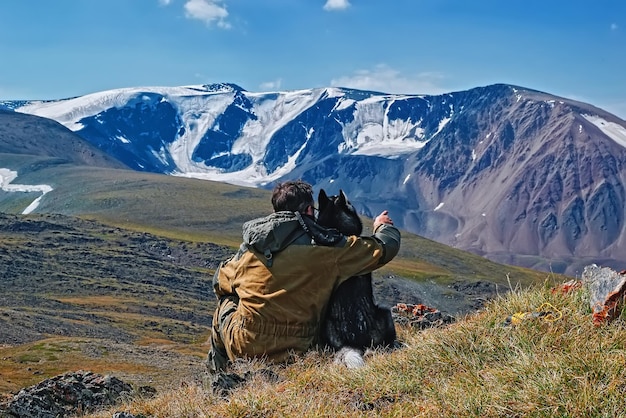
<box><xmin>2</xmin><ymin>82</ymin><xmax>625</xmax><ymax>276</ymax></box>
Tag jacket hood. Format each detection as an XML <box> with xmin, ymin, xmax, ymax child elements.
<box><xmin>242</xmin><ymin>212</ymin><xmax>305</xmax><ymax>255</ymax></box>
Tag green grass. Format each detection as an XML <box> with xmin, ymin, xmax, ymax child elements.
<box><xmin>86</xmin><ymin>280</ymin><xmax>626</xmax><ymax>417</ymax></box>
<box><xmin>32</xmin><ymin>165</ymin><xmax>273</xmax><ymax>244</ymax></box>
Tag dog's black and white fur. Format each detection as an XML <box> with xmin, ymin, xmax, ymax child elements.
<box><xmin>316</xmin><ymin>189</ymin><xmax>396</xmax><ymax>367</ymax></box>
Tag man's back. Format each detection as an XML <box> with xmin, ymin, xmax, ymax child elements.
<box><xmin>207</xmin><ymin>180</ymin><xmax>400</xmax><ymax>372</ymax></box>
<box><xmin>213</xmin><ymin>211</ymin><xmax>398</xmax><ymax>362</ymax></box>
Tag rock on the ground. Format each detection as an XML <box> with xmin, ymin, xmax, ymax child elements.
<box><xmin>391</xmin><ymin>303</ymin><xmax>455</xmax><ymax>329</ymax></box>
<box><xmin>0</xmin><ymin>370</ymin><xmax>140</xmax><ymax>418</ymax></box>
<box><xmin>582</xmin><ymin>264</ymin><xmax>626</xmax><ymax>325</ymax></box>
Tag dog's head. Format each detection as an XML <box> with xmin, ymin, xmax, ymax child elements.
<box><xmin>317</xmin><ymin>189</ymin><xmax>363</xmax><ymax>236</ymax></box>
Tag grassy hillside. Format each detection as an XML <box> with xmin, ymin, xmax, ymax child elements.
<box><xmin>0</xmin><ymin>155</ymin><xmax>561</xmax><ymax>399</ymax></box>
<box><xmin>0</xmin><ymin>211</ymin><xmax>228</xmax><ymax>394</ymax></box>
<box><xmin>0</xmin><ymin>156</ymin><xmax>271</xmax><ymax>246</ymax></box>
<box><xmin>0</xmin><ymin>155</ymin><xmax>549</xmax><ymax>285</ymax></box>
<box><xmin>84</xmin><ymin>281</ymin><xmax>626</xmax><ymax>417</ymax></box>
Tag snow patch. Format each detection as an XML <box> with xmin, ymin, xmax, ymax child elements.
<box><xmin>15</xmin><ymin>85</ymin><xmax>218</xmax><ymax>131</ymax></box>
<box><xmin>151</xmin><ymin>146</ymin><xmax>171</xmax><ymax>166</ymax></box>
<box><xmin>434</xmin><ymin>117</ymin><xmax>450</xmax><ymax>136</ymax></box>
<box><xmin>547</xmin><ymin>100</ymin><xmax>564</xmax><ymax>106</ymax></box>
<box><xmin>331</xmin><ymin>97</ymin><xmax>355</xmax><ymax>112</ymax></box>
<box><xmin>582</xmin><ymin>115</ymin><xmax>626</xmax><ymax>148</ymax></box>
<box><xmin>168</xmin><ymin>93</ymin><xmax>235</xmax><ymax>173</ymax></box>
<box><xmin>340</xmin><ymin>98</ymin><xmax>428</xmax><ymax>158</ymax></box>
<box><xmin>175</xmin><ymin>90</ymin><xmax>328</xmax><ymax>187</ymax></box>
<box><xmin>434</xmin><ymin>202</ymin><xmax>444</xmax><ymax>211</ymax></box>
<box><xmin>0</xmin><ymin>168</ymin><xmax>53</xmax><ymax>214</ymax></box>
<box><xmin>403</xmin><ymin>174</ymin><xmax>411</xmax><ymax>185</ymax></box>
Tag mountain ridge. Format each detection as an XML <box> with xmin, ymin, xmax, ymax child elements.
<box><xmin>2</xmin><ymin>83</ymin><xmax>625</xmax><ymax>275</ymax></box>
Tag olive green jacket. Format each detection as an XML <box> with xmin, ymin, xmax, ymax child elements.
<box><xmin>212</xmin><ymin>211</ymin><xmax>400</xmax><ymax>363</ymax></box>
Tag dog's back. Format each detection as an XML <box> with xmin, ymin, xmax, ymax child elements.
<box><xmin>317</xmin><ymin>189</ymin><xmax>396</xmax><ymax>362</ymax></box>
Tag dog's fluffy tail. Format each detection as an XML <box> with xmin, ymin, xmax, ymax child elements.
<box><xmin>334</xmin><ymin>347</ymin><xmax>365</xmax><ymax>369</ymax></box>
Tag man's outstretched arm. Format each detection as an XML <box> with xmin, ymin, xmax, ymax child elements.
<box><xmin>372</xmin><ymin>210</ymin><xmax>401</xmax><ymax>265</ymax></box>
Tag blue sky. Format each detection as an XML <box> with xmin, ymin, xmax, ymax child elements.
<box><xmin>1</xmin><ymin>0</ymin><xmax>625</xmax><ymax>119</ymax></box>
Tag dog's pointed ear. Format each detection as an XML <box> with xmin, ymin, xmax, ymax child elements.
<box><xmin>338</xmin><ymin>189</ymin><xmax>349</xmax><ymax>206</ymax></box>
<box><xmin>318</xmin><ymin>189</ymin><xmax>329</xmax><ymax>210</ymax></box>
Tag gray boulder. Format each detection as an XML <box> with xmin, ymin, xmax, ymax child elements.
<box><xmin>0</xmin><ymin>370</ymin><xmax>138</xmax><ymax>418</ymax></box>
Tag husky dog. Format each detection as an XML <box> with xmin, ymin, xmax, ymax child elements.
<box><xmin>316</xmin><ymin>189</ymin><xmax>397</xmax><ymax>367</ymax></box>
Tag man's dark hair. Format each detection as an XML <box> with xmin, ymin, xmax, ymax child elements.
<box><xmin>271</xmin><ymin>180</ymin><xmax>314</xmax><ymax>213</ymax></box>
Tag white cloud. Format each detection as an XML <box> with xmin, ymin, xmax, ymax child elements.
<box><xmin>184</xmin><ymin>0</ymin><xmax>230</xmax><ymax>28</ymax></box>
<box><xmin>259</xmin><ymin>79</ymin><xmax>283</xmax><ymax>91</ymax></box>
<box><xmin>158</xmin><ymin>0</ymin><xmax>172</xmax><ymax>5</ymax></box>
<box><xmin>611</xmin><ymin>23</ymin><xmax>618</xmax><ymax>31</ymax></box>
<box><xmin>323</xmin><ymin>0</ymin><xmax>351</xmax><ymax>11</ymax></box>
<box><xmin>330</xmin><ymin>64</ymin><xmax>448</xmax><ymax>95</ymax></box>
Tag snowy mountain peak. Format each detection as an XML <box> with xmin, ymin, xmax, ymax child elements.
<box><xmin>198</xmin><ymin>83</ymin><xmax>246</xmax><ymax>93</ymax></box>
<box><xmin>11</xmin><ymin>83</ymin><xmax>448</xmax><ymax>186</ymax></box>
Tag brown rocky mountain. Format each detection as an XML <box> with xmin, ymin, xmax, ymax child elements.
<box><xmin>400</xmin><ymin>86</ymin><xmax>626</xmax><ymax>275</ymax></box>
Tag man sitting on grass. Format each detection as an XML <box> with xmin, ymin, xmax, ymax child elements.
<box><xmin>207</xmin><ymin>179</ymin><xmax>400</xmax><ymax>373</ymax></box>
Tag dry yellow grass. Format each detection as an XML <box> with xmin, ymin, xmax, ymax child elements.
<box><xmin>54</xmin><ymin>296</ymin><xmax>142</xmax><ymax>307</ymax></box>
<box><xmin>81</xmin><ymin>280</ymin><xmax>626</xmax><ymax>417</ymax></box>
<box><xmin>0</xmin><ymin>338</ymin><xmax>155</xmax><ymax>394</ymax></box>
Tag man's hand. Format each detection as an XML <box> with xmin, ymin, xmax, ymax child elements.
<box><xmin>373</xmin><ymin>210</ymin><xmax>394</xmax><ymax>231</ymax></box>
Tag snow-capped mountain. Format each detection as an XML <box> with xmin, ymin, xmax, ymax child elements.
<box><xmin>9</xmin><ymin>83</ymin><xmax>433</xmax><ymax>187</ymax></box>
<box><xmin>4</xmin><ymin>83</ymin><xmax>626</xmax><ymax>275</ymax></box>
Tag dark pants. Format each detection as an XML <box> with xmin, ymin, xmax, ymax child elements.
<box><xmin>206</xmin><ymin>295</ymin><xmax>238</xmax><ymax>373</ymax></box>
